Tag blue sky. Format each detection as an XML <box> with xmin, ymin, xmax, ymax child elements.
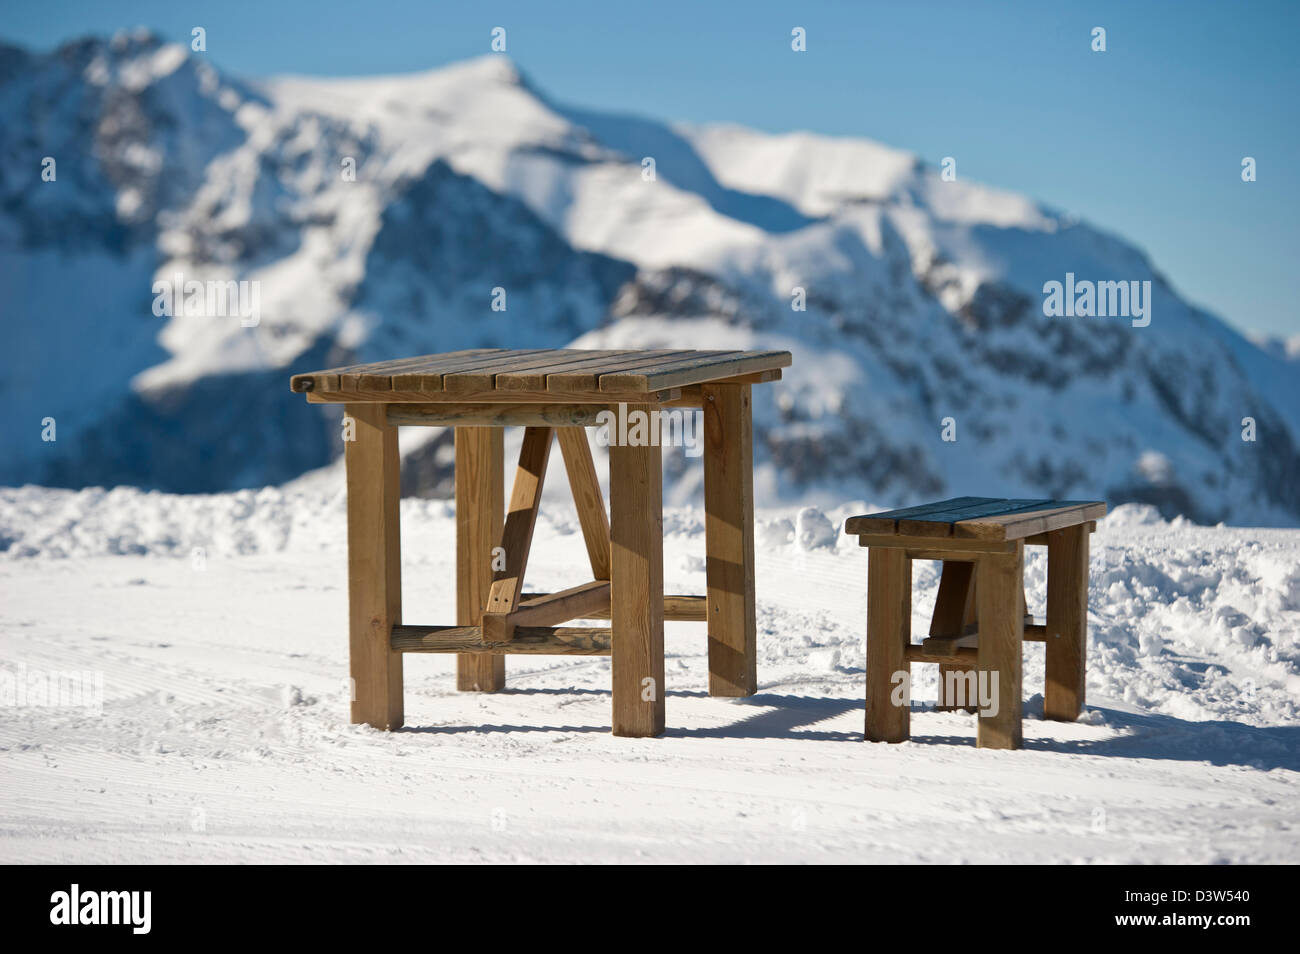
<box><xmin>7</xmin><ymin>0</ymin><xmax>1297</xmax><ymax>337</ymax></box>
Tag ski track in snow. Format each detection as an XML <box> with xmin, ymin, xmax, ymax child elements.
<box><xmin>1</xmin><ymin>486</ymin><xmax>1298</xmax><ymax>863</ymax></box>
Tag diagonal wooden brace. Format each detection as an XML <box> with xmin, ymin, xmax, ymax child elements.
<box><xmin>481</xmin><ymin>580</ymin><xmax>611</xmax><ymax>641</ymax></box>
<box><xmin>557</xmin><ymin>427</ymin><xmax>611</xmax><ymax>581</ymax></box>
<box><xmin>481</xmin><ymin>426</ymin><xmax>553</xmax><ymax>639</ymax></box>
<box><xmin>929</xmin><ymin>560</ymin><xmax>979</xmax><ymax>712</ymax></box>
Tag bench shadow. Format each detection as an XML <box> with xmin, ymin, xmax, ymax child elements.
<box><xmin>699</xmin><ymin>696</ymin><xmax>1300</xmax><ymax>772</ymax></box>
<box><xmin>1019</xmin><ymin>707</ymin><xmax>1300</xmax><ymax>771</ymax></box>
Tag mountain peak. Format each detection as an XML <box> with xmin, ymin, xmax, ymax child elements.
<box><xmin>2</xmin><ymin>36</ymin><xmax>1298</xmax><ymax>524</ymax></box>
<box><xmin>447</xmin><ymin>53</ymin><xmax>524</xmax><ymax>85</ymax></box>
<box><xmin>49</xmin><ymin>27</ymin><xmax>167</xmax><ymax>63</ymax></box>
<box><xmin>418</xmin><ymin>53</ymin><xmax>540</xmax><ymax>99</ymax></box>
<box><xmin>106</xmin><ymin>27</ymin><xmax>167</xmax><ymax>54</ymax></box>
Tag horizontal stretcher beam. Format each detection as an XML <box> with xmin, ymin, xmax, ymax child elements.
<box><xmin>904</xmin><ymin>645</ymin><xmax>977</xmax><ymax>665</ymax></box>
<box><xmin>392</xmin><ymin>625</ymin><xmax>612</xmax><ymax>655</ymax></box>
<box><xmin>910</xmin><ymin>624</ymin><xmax>1049</xmax><ymax>663</ymax></box>
<box><xmin>520</xmin><ymin>592</ymin><xmax>708</xmax><ymax>622</ymax></box>
<box><xmin>395</xmin><ymin>592</ymin><xmax>710</xmax><ymax>653</ymax></box>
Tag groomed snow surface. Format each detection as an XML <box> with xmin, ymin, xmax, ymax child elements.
<box><xmin>1</xmin><ymin>485</ymin><xmax>1298</xmax><ymax>863</ymax></box>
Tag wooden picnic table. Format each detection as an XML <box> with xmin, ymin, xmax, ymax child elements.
<box><xmin>290</xmin><ymin>348</ymin><xmax>791</xmax><ymax>737</ymax></box>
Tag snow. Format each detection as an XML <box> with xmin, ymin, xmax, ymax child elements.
<box><xmin>2</xmin><ymin>487</ymin><xmax>1297</xmax><ymax>863</ymax></box>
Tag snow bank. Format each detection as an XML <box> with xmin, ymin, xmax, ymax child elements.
<box><xmin>2</xmin><ymin>487</ymin><xmax>1297</xmax><ymax>731</ymax></box>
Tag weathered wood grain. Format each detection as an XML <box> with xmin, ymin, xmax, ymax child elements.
<box><xmin>517</xmin><ymin>593</ymin><xmax>706</xmax><ymax>621</ymax></box>
<box><xmin>483</xmin><ymin>427</ymin><xmax>553</xmax><ymax>626</ymax></box>
<box><xmin>481</xmin><ymin>580</ymin><xmax>611</xmax><ymax>640</ymax></box>
<box><xmin>975</xmin><ymin>543</ymin><xmax>1025</xmax><ymax>749</ymax></box>
<box><xmin>393</xmin><ymin>625</ymin><xmax>612</xmax><ymax>655</ymax></box>
<box><xmin>955</xmin><ymin>502</ymin><xmax>1107</xmax><ymax>541</ymax></box>
<box><xmin>865</xmin><ymin>547</ymin><xmax>911</xmax><ymax>743</ymax></box>
<box><xmin>599</xmin><ymin>351</ymin><xmax>791</xmax><ymax>392</ymax></box>
<box><xmin>556</xmin><ymin>427</ymin><xmax>611</xmax><ymax>582</ymax></box>
<box><xmin>844</xmin><ymin>497</ymin><xmax>996</xmax><ymax>535</ymax></box>
<box><xmin>455</xmin><ymin>426</ymin><xmax>505</xmax><ymax>691</ymax></box>
<box><xmin>1044</xmin><ymin>524</ymin><xmax>1089</xmax><ymax>721</ymax></box>
<box><xmin>345</xmin><ymin>404</ymin><xmax>404</xmax><ymax>729</ymax></box>
<box><xmin>702</xmin><ymin>382</ymin><xmax>757</xmax><ymax>696</ymax></box>
<box><xmin>609</xmin><ymin>409</ymin><xmax>665</xmax><ymax>737</ymax></box>
<box><xmin>388</xmin><ymin>404</ymin><xmax>612</xmax><ymax>427</ymax></box>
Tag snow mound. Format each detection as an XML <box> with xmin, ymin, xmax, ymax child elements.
<box><xmin>2</xmin><ymin>485</ymin><xmax>1297</xmax><ymax>730</ymax></box>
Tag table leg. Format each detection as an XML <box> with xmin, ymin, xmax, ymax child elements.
<box><xmin>345</xmin><ymin>404</ymin><xmax>403</xmax><ymax>729</ymax></box>
<box><xmin>1045</xmin><ymin>524</ymin><xmax>1089</xmax><ymax>721</ymax></box>
<box><xmin>865</xmin><ymin>548</ymin><xmax>911</xmax><ymax>742</ymax></box>
<box><xmin>455</xmin><ymin>427</ymin><xmax>505</xmax><ymax>691</ymax></box>
<box><xmin>975</xmin><ymin>543</ymin><xmax>1024</xmax><ymax>749</ymax></box>
<box><xmin>702</xmin><ymin>382</ymin><xmax>758</xmax><ymax>696</ymax></box>
<box><xmin>609</xmin><ymin>409</ymin><xmax>665</xmax><ymax>737</ymax></box>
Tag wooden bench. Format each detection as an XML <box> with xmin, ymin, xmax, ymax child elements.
<box><xmin>290</xmin><ymin>347</ymin><xmax>791</xmax><ymax>737</ymax></box>
<box><xmin>844</xmin><ymin>497</ymin><xmax>1107</xmax><ymax>749</ymax></box>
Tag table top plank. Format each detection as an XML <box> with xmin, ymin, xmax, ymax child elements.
<box><xmin>344</xmin><ymin>350</ymin><xmax>506</xmax><ymax>391</ymax></box>
<box><xmin>598</xmin><ymin>350</ymin><xmax>793</xmax><ymax>392</ymax></box>
<box><xmin>546</xmin><ymin>350</ymin><xmax>729</xmax><ymax>392</ymax></box>
<box><xmin>498</xmin><ymin>350</ymin><xmax>668</xmax><ymax>391</ymax></box>
<box><xmin>390</xmin><ymin>349</ymin><xmax>554</xmax><ymax>391</ymax></box>
<box><xmin>292</xmin><ymin>348</ymin><xmax>793</xmax><ymax>398</ymax></box>
<box><xmin>441</xmin><ymin>349</ymin><xmax>577</xmax><ymax>392</ymax></box>
<box><xmin>291</xmin><ymin>349</ymin><xmax>502</xmax><ymax>392</ymax></box>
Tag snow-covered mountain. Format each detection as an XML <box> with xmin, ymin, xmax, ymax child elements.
<box><xmin>3</xmin><ymin>30</ymin><xmax>1298</xmax><ymax>524</ymax></box>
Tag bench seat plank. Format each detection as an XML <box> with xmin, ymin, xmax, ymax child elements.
<box><xmin>843</xmin><ymin>497</ymin><xmax>998</xmax><ymax>535</ymax></box>
<box><xmin>899</xmin><ymin>498</ymin><xmax>1057</xmax><ymax>536</ymax></box>
<box><xmin>846</xmin><ymin>497</ymin><xmax>1107</xmax><ymax>542</ymax></box>
<box><xmin>955</xmin><ymin>502</ymin><xmax>1108</xmax><ymax>540</ymax></box>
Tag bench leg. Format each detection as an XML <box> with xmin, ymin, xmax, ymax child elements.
<box><xmin>609</xmin><ymin>414</ymin><xmax>665</xmax><ymax>737</ymax></box>
<box><xmin>702</xmin><ymin>382</ymin><xmax>758</xmax><ymax>696</ymax></box>
<box><xmin>1045</xmin><ymin>524</ymin><xmax>1089</xmax><ymax>721</ymax></box>
<box><xmin>975</xmin><ymin>543</ymin><xmax>1024</xmax><ymax>749</ymax></box>
<box><xmin>345</xmin><ymin>404</ymin><xmax>404</xmax><ymax>729</ymax></box>
<box><xmin>865</xmin><ymin>548</ymin><xmax>911</xmax><ymax>742</ymax></box>
<box><xmin>455</xmin><ymin>427</ymin><xmax>505</xmax><ymax>691</ymax></box>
